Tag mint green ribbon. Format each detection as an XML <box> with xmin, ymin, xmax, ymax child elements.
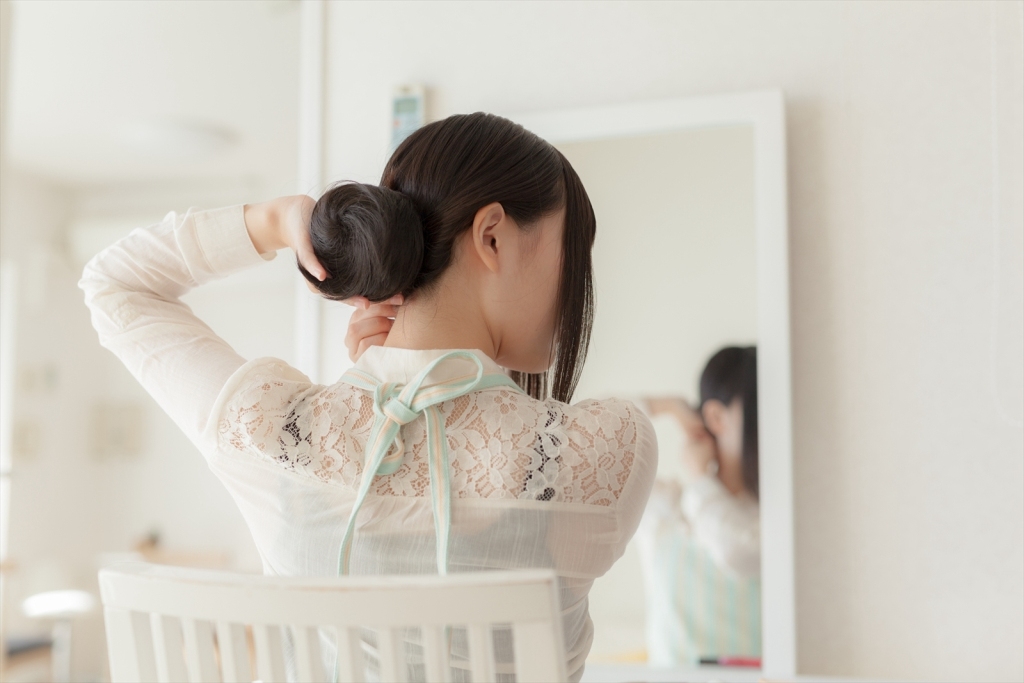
<box><xmin>336</xmin><ymin>351</ymin><xmax>524</xmax><ymax>576</ymax></box>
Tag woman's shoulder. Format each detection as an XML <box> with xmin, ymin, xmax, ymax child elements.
<box><xmin>497</xmin><ymin>391</ymin><xmax>657</xmax><ymax>508</ymax></box>
<box><xmin>212</xmin><ymin>357</ymin><xmax>372</xmax><ymax>482</ymax></box>
<box><xmin>544</xmin><ymin>394</ymin><xmax>655</xmax><ymax>449</ymax></box>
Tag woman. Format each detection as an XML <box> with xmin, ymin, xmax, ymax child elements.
<box><xmin>80</xmin><ymin>113</ymin><xmax>657</xmax><ymax>681</ymax></box>
<box><xmin>639</xmin><ymin>346</ymin><xmax>761</xmax><ymax>667</ymax></box>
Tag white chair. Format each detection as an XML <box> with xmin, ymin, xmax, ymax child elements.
<box><xmin>98</xmin><ymin>562</ymin><xmax>567</xmax><ymax>683</ymax></box>
<box><xmin>21</xmin><ymin>588</ymin><xmax>97</xmax><ymax>683</ymax></box>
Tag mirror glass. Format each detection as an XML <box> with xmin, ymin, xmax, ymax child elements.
<box><xmin>554</xmin><ymin>126</ymin><xmax>761</xmax><ymax>667</ymax></box>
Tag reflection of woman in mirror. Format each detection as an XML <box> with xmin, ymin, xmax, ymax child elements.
<box><xmin>640</xmin><ymin>346</ymin><xmax>760</xmax><ymax>667</ymax></box>
<box><xmin>80</xmin><ymin>112</ymin><xmax>656</xmax><ymax>681</ymax></box>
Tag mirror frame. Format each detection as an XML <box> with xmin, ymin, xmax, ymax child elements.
<box><xmin>508</xmin><ymin>91</ymin><xmax>795</xmax><ymax>677</ymax></box>
<box><xmin>297</xmin><ymin>39</ymin><xmax>795</xmax><ymax>668</ymax></box>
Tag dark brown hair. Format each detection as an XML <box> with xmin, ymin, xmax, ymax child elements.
<box><xmin>699</xmin><ymin>346</ymin><xmax>759</xmax><ymax>498</ymax></box>
<box><xmin>299</xmin><ymin>112</ymin><xmax>596</xmax><ymax>403</ymax></box>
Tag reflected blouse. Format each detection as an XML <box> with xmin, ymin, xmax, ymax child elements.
<box><xmin>636</xmin><ymin>477</ymin><xmax>761</xmax><ymax>666</ymax></box>
<box><xmin>79</xmin><ymin>205</ymin><xmax>658</xmax><ymax>681</ymax></box>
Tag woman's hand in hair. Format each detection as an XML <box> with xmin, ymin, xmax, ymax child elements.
<box><xmin>644</xmin><ymin>397</ymin><xmax>718</xmax><ymax>481</ymax></box>
<box><xmin>669</xmin><ymin>401</ymin><xmax>718</xmax><ymax>480</ymax></box>
<box><xmin>680</xmin><ymin>426</ymin><xmax>718</xmax><ymax>482</ymax></box>
<box><xmin>244</xmin><ymin>195</ymin><xmax>327</xmax><ymax>281</ymax></box>
<box><xmin>644</xmin><ymin>396</ymin><xmax>707</xmax><ymax>440</ymax></box>
<box><xmin>644</xmin><ymin>396</ymin><xmax>689</xmax><ymax>420</ymax></box>
<box><xmin>344</xmin><ymin>295</ymin><xmax>403</xmax><ymax>361</ymax></box>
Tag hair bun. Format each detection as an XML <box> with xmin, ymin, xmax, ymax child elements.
<box><xmin>300</xmin><ymin>182</ymin><xmax>424</xmax><ymax>302</ymax></box>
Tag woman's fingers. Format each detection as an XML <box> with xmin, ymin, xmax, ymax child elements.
<box><xmin>354</xmin><ymin>333</ymin><xmax>390</xmax><ymax>361</ymax></box>
<box><xmin>681</xmin><ymin>420</ymin><xmax>712</xmax><ymax>443</ymax></box>
<box><xmin>351</xmin><ymin>304</ymin><xmax>399</xmax><ymax>321</ymax></box>
<box><xmin>342</xmin><ymin>296</ymin><xmax>371</xmax><ymax>310</ymax></box>
<box><xmin>285</xmin><ymin>195</ymin><xmax>328</xmax><ymax>281</ymax></box>
<box><xmin>345</xmin><ymin>315</ymin><xmax>393</xmax><ymax>348</ymax></box>
<box><xmin>296</xmin><ymin>243</ymin><xmax>327</xmax><ymax>282</ymax></box>
<box><xmin>343</xmin><ymin>294</ymin><xmax>404</xmax><ymax>361</ymax></box>
<box><xmin>342</xmin><ymin>294</ymin><xmax>403</xmax><ymax>310</ymax></box>
<box><xmin>345</xmin><ymin>309</ymin><xmax>396</xmax><ymax>361</ymax></box>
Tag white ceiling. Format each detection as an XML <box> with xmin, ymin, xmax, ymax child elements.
<box><xmin>5</xmin><ymin>0</ymin><xmax>300</xmax><ymax>191</ymax></box>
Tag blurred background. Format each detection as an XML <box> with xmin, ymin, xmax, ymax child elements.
<box><xmin>0</xmin><ymin>1</ymin><xmax>1022</xmax><ymax>682</ymax></box>
<box><xmin>0</xmin><ymin>2</ymin><xmax>300</xmax><ymax>680</ymax></box>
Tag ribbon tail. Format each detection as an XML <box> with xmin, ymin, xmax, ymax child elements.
<box><xmin>337</xmin><ymin>417</ymin><xmax>401</xmax><ymax>575</ymax></box>
<box><xmin>424</xmin><ymin>406</ymin><xmax>452</xmax><ymax>575</ymax></box>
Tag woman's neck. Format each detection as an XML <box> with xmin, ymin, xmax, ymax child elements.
<box><xmin>383</xmin><ymin>277</ymin><xmax>500</xmax><ymax>360</ymax></box>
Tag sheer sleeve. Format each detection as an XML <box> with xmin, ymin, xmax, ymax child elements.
<box><xmin>611</xmin><ymin>400</ymin><xmax>658</xmax><ymax>551</ymax></box>
<box><xmin>79</xmin><ymin>206</ymin><xmax>276</xmax><ymax>455</ymax></box>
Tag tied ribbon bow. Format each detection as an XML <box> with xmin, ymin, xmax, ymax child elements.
<box><xmin>336</xmin><ymin>351</ymin><xmax>524</xmax><ymax>576</ymax></box>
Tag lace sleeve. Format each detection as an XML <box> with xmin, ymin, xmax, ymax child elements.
<box><xmin>545</xmin><ymin>397</ymin><xmax>658</xmax><ymax>506</ymax></box>
<box><xmin>547</xmin><ymin>396</ymin><xmax>658</xmax><ymax>557</ymax></box>
<box><xmin>536</xmin><ymin>397</ymin><xmax>655</xmax><ymax>565</ymax></box>
<box><xmin>214</xmin><ymin>358</ymin><xmax>373</xmax><ymax>486</ymax></box>
<box><xmin>600</xmin><ymin>398</ymin><xmax>658</xmax><ymax>550</ymax></box>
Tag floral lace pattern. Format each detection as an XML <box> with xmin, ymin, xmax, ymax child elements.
<box><xmin>219</xmin><ymin>364</ymin><xmax>640</xmax><ymax>507</ymax></box>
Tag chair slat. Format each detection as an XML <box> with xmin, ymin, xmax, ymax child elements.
<box><xmin>182</xmin><ymin>618</ymin><xmax>221</xmax><ymax>683</ymax></box>
<box><xmin>215</xmin><ymin>621</ymin><xmax>250</xmax><ymax>683</ymax></box>
<box><xmin>150</xmin><ymin>614</ymin><xmax>189</xmax><ymax>683</ymax></box>
<box><xmin>334</xmin><ymin>626</ymin><xmax>365</xmax><ymax>683</ymax></box>
<box><xmin>421</xmin><ymin>625</ymin><xmax>449</xmax><ymax>683</ymax></box>
<box><xmin>377</xmin><ymin>628</ymin><xmax>406</xmax><ymax>683</ymax></box>
<box><xmin>104</xmin><ymin>608</ymin><xmax>159</xmax><ymax>683</ymax></box>
<box><xmin>468</xmin><ymin>624</ymin><xmax>496</xmax><ymax>683</ymax></box>
<box><xmin>252</xmin><ymin>624</ymin><xmax>286</xmax><ymax>683</ymax></box>
<box><xmin>512</xmin><ymin>621</ymin><xmax>566</xmax><ymax>683</ymax></box>
<box><xmin>292</xmin><ymin>625</ymin><xmax>326</xmax><ymax>683</ymax></box>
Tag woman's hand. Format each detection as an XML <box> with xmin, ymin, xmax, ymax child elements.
<box><xmin>344</xmin><ymin>295</ymin><xmax>403</xmax><ymax>361</ymax></box>
<box><xmin>644</xmin><ymin>397</ymin><xmax>706</xmax><ymax>439</ymax></box>
<box><xmin>644</xmin><ymin>396</ymin><xmax>719</xmax><ymax>481</ymax></box>
<box><xmin>244</xmin><ymin>195</ymin><xmax>327</xmax><ymax>281</ymax></box>
<box><xmin>680</xmin><ymin>424</ymin><xmax>718</xmax><ymax>481</ymax></box>
<box><xmin>676</xmin><ymin>402</ymin><xmax>718</xmax><ymax>480</ymax></box>
<box><xmin>644</xmin><ymin>396</ymin><xmax>689</xmax><ymax>419</ymax></box>
<box><xmin>280</xmin><ymin>195</ymin><xmax>326</xmax><ymax>281</ymax></box>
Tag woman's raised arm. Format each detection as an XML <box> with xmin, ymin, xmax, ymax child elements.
<box><xmin>79</xmin><ymin>196</ymin><xmax>323</xmax><ymax>456</ymax></box>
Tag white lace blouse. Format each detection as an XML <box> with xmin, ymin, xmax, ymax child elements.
<box><xmin>80</xmin><ymin>205</ymin><xmax>658</xmax><ymax>681</ymax></box>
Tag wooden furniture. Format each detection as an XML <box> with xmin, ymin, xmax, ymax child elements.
<box><xmin>99</xmin><ymin>562</ymin><xmax>567</xmax><ymax>683</ymax></box>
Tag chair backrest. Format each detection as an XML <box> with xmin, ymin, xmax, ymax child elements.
<box><xmin>98</xmin><ymin>562</ymin><xmax>567</xmax><ymax>683</ymax></box>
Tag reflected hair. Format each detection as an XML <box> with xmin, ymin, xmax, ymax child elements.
<box><xmin>298</xmin><ymin>112</ymin><xmax>597</xmax><ymax>403</ymax></box>
<box><xmin>699</xmin><ymin>346</ymin><xmax>759</xmax><ymax>498</ymax></box>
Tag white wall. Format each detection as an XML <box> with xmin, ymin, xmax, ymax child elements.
<box><xmin>321</xmin><ymin>2</ymin><xmax>1024</xmax><ymax>680</ymax></box>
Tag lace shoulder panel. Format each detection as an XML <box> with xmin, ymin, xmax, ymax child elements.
<box><xmin>441</xmin><ymin>390</ymin><xmax>650</xmax><ymax>507</ymax></box>
<box><xmin>216</xmin><ymin>359</ymin><xmax>374</xmax><ymax>485</ymax></box>
<box><xmin>216</xmin><ymin>361</ymin><xmax>654</xmax><ymax>508</ymax></box>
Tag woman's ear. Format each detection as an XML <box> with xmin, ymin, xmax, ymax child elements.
<box><xmin>470</xmin><ymin>202</ymin><xmax>506</xmax><ymax>274</ymax></box>
<box><xmin>702</xmin><ymin>399</ymin><xmax>726</xmax><ymax>437</ymax></box>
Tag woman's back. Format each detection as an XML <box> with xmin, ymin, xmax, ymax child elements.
<box><xmin>212</xmin><ymin>347</ymin><xmax>656</xmax><ymax>680</ymax></box>
<box><xmin>80</xmin><ymin>111</ymin><xmax>659</xmax><ymax>681</ymax></box>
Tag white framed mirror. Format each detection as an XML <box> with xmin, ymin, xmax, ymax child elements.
<box><xmin>508</xmin><ymin>91</ymin><xmax>794</xmax><ymax>678</ymax></box>
<box><xmin>296</xmin><ymin>76</ymin><xmax>795</xmax><ymax>676</ymax></box>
